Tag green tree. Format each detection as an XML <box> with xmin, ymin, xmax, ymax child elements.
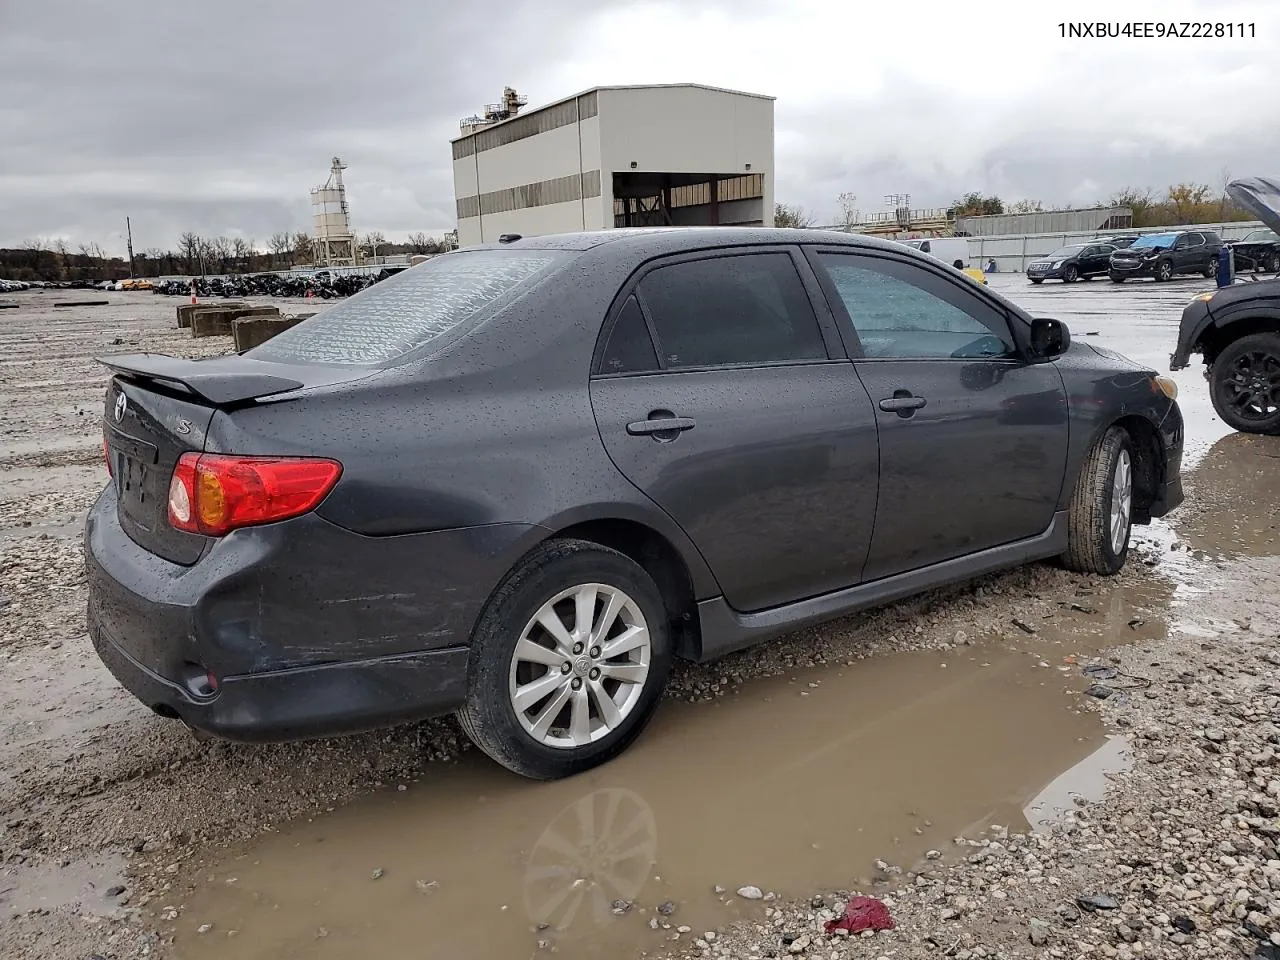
<box><xmin>774</xmin><ymin>203</ymin><xmax>814</xmax><ymax>228</ymax></box>
<box><xmin>948</xmin><ymin>193</ymin><xmax>1004</xmax><ymax>218</ymax></box>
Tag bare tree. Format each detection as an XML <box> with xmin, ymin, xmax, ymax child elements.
<box><xmin>178</xmin><ymin>232</ymin><xmax>202</xmax><ymax>274</ymax></box>
<box><xmin>231</xmin><ymin>237</ymin><xmax>253</xmax><ymax>272</ymax></box>
<box><xmin>269</xmin><ymin>231</ymin><xmax>292</xmax><ymax>268</ymax></box>
<box><xmin>1007</xmin><ymin>199</ymin><xmax>1044</xmax><ymax>214</ymax></box>
<box><xmin>836</xmin><ymin>192</ymin><xmax>859</xmax><ymax>230</ymax></box>
<box><xmin>360</xmin><ymin>230</ymin><xmax>387</xmax><ymax>260</ymax></box>
<box><xmin>407</xmin><ymin>231</ymin><xmax>431</xmax><ymax>254</ymax></box>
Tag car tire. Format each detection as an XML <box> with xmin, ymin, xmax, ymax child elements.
<box><xmin>1203</xmin><ymin>260</ymin><xmax>1216</xmax><ymax>279</ymax></box>
<box><xmin>1060</xmin><ymin>426</ymin><xmax>1134</xmax><ymax>577</ymax></box>
<box><xmin>1154</xmin><ymin>260</ymin><xmax>1173</xmax><ymax>282</ymax></box>
<box><xmin>1209</xmin><ymin>332</ymin><xmax>1280</xmax><ymax>436</ymax></box>
<box><xmin>1063</xmin><ymin>264</ymin><xmax>1078</xmax><ymax>283</ymax></box>
<box><xmin>1109</xmin><ymin>272</ymin><xmax>1126</xmax><ymax>283</ymax></box>
<box><xmin>1270</xmin><ymin>253</ymin><xmax>1280</xmax><ymax>274</ymax></box>
<box><xmin>457</xmin><ymin>538</ymin><xmax>673</xmax><ymax>780</ymax></box>
<box><xmin>1030</xmin><ymin>278</ymin><xmax>1043</xmax><ymax>284</ymax></box>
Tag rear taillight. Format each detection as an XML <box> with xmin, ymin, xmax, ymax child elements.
<box><xmin>103</xmin><ymin>436</ymin><xmax>113</xmax><ymax>477</ymax></box>
<box><xmin>167</xmin><ymin>454</ymin><xmax>342</xmax><ymax>537</ymax></box>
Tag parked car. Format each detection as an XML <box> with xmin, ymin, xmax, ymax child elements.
<box><xmin>1109</xmin><ymin>230</ymin><xmax>1221</xmax><ymax>282</ymax></box>
<box><xmin>86</xmin><ymin>228</ymin><xmax>1184</xmax><ymax>779</ymax></box>
<box><xmin>1172</xmin><ymin>176</ymin><xmax>1280</xmax><ymax>435</ymax></box>
<box><xmin>1225</xmin><ymin>228</ymin><xmax>1280</xmax><ymax>274</ymax></box>
<box><xmin>1026</xmin><ymin>242</ymin><xmax>1117</xmax><ymax>283</ymax></box>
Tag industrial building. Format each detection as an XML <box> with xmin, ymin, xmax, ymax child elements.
<box><xmin>451</xmin><ymin>84</ymin><xmax>775</xmax><ymax>246</ymax></box>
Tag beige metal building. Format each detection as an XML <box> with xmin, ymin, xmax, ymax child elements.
<box><xmin>451</xmin><ymin>84</ymin><xmax>775</xmax><ymax>246</ymax></box>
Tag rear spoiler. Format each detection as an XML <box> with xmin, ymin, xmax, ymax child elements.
<box><xmin>97</xmin><ymin>353</ymin><xmax>304</xmax><ymax>405</ymax></box>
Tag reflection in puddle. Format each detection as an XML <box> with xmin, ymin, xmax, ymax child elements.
<box><xmin>1024</xmin><ymin>735</ymin><xmax>1131</xmax><ymax>832</ymax></box>
<box><xmin>168</xmin><ymin>621</ymin><xmax>1167</xmax><ymax>960</ymax></box>
<box><xmin>525</xmin><ymin>787</ymin><xmax>658</xmax><ymax>938</ymax></box>
<box><xmin>1170</xmin><ymin>432</ymin><xmax>1280</xmax><ymax>560</ymax></box>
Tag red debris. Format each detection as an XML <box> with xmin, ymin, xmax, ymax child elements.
<box><xmin>824</xmin><ymin>895</ymin><xmax>895</xmax><ymax>934</ymax></box>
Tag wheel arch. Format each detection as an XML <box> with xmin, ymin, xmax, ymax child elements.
<box><xmin>1199</xmin><ymin>314</ymin><xmax>1280</xmax><ymax>368</ymax></box>
<box><xmin>1110</xmin><ymin>415</ymin><xmax>1162</xmax><ymax>524</ymax></box>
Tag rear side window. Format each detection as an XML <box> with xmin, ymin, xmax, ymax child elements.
<box><xmin>598</xmin><ymin>297</ymin><xmax>659</xmax><ymax>374</ymax></box>
<box><xmin>250</xmin><ymin>250</ymin><xmax>564</xmax><ymax>365</ymax></box>
<box><xmin>636</xmin><ymin>253</ymin><xmax>827</xmax><ymax>369</ymax></box>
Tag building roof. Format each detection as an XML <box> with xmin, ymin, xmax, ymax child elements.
<box><xmin>451</xmin><ymin>83</ymin><xmax>775</xmax><ymax>143</ymax></box>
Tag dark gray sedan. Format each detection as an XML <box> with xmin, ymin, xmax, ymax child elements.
<box><xmin>86</xmin><ymin>228</ymin><xmax>1184</xmax><ymax>779</ymax></box>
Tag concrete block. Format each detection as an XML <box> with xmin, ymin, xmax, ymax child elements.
<box><xmin>178</xmin><ymin>301</ymin><xmax>244</xmax><ymax>328</ymax></box>
<box><xmin>191</xmin><ymin>308</ymin><xmax>237</xmax><ymax>338</ymax></box>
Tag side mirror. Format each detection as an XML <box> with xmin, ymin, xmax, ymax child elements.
<box><xmin>1029</xmin><ymin>317</ymin><xmax>1070</xmax><ymax>360</ymax></box>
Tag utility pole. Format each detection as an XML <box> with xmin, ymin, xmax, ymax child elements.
<box><xmin>126</xmin><ymin>217</ymin><xmax>136</xmax><ymax>279</ymax></box>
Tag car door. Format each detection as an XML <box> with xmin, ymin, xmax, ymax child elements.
<box><xmin>589</xmin><ymin>247</ymin><xmax>882</xmax><ymax>613</ymax></box>
<box><xmin>1173</xmin><ymin>233</ymin><xmax>1199</xmax><ymax>272</ymax></box>
<box><xmin>804</xmin><ymin>247</ymin><xmax>1069</xmax><ymax>582</ymax></box>
<box><xmin>1084</xmin><ymin>245</ymin><xmax>1114</xmax><ymax>276</ymax></box>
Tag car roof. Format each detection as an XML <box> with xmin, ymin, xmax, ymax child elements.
<box><xmin>463</xmin><ymin>227</ymin><xmax>912</xmax><ymax>256</ymax></box>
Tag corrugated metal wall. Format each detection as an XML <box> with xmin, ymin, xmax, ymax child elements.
<box><xmin>956</xmin><ymin>208</ymin><xmax>1132</xmax><ymax>236</ymax></box>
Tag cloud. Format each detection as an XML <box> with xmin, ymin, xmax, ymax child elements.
<box><xmin>2</xmin><ymin>0</ymin><xmax>1277</xmax><ymax>251</ymax></box>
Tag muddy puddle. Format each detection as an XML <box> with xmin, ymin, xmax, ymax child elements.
<box><xmin>164</xmin><ymin>609</ymin><xmax>1172</xmax><ymax>960</ymax></box>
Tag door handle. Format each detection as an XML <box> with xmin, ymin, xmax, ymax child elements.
<box><xmin>627</xmin><ymin>414</ymin><xmax>696</xmax><ymax>438</ymax></box>
<box><xmin>878</xmin><ymin>395</ymin><xmax>928</xmax><ymax>413</ymax></box>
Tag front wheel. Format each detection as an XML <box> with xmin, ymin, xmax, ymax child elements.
<box><xmin>1029</xmin><ymin>278</ymin><xmax>1044</xmax><ymax>285</ymax></box>
<box><xmin>1269</xmin><ymin>253</ymin><xmax>1280</xmax><ymax>274</ymax></box>
<box><xmin>1209</xmin><ymin>332</ymin><xmax>1280</xmax><ymax>435</ymax></box>
<box><xmin>1063</xmin><ymin>264</ymin><xmax>1078</xmax><ymax>283</ymax></box>
<box><xmin>1154</xmin><ymin>260</ymin><xmax>1174</xmax><ymax>282</ymax></box>
<box><xmin>1109</xmin><ymin>272</ymin><xmax>1126</xmax><ymax>283</ymax></box>
<box><xmin>458</xmin><ymin>539</ymin><xmax>673</xmax><ymax>780</ymax></box>
<box><xmin>1060</xmin><ymin>427</ymin><xmax>1134</xmax><ymax>576</ymax></box>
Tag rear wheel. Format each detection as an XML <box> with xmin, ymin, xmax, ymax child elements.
<box><xmin>1154</xmin><ymin>260</ymin><xmax>1173</xmax><ymax>282</ymax></box>
<box><xmin>458</xmin><ymin>539</ymin><xmax>673</xmax><ymax>780</ymax></box>
<box><xmin>1209</xmin><ymin>332</ymin><xmax>1280</xmax><ymax>435</ymax></box>
<box><xmin>1203</xmin><ymin>260</ymin><xmax>1216</xmax><ymax>279</ymax></box>
<box><xmin>1061</xmin><ymin>427</ymin><xmax>1134</xmax><ymax>576</ymax></box>
<box><xmin>1062</xmin><ymin>264</ymin><xmax>1078</xmax><ymax>283</ymax></box>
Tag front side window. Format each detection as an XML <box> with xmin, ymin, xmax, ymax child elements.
<box><xmin>636</xmin><ymin>253</ymin><xmax>828</xmax><ymax>369</ymax></box>
<box><xmin>250</xmin><ymin>250</ymin><xmax>565</xmax><ymax>365</ymax></box>
<box><xmin>815</xmin><ymin>254</ymin><xmax>1016</xmax><ymax>360</ymax></box>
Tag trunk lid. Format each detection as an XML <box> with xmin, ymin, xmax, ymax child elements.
<box><xmin>99</xmin><ymin>352</ymin><xmax>370</xmax><ymax>565</ymax></box>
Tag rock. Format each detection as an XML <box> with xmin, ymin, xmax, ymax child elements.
<box><xmin>611</xmin><ymin>899</ymin><xmax>632</xmax><ymax>915</ymax></box>
<box><xmin>738</xmin><ymin>886</ymin><xmax>764</xmax><ymax>900</ymax></box>
<box><xmin>105</xmin><ymin>885</ymin><xmax>125</xmax><ymax>897</ymax></box>
<box><xmin>1056</xmin><ymin>903</ymin><xmax>1081</xmax><ymax>924</ymax></box>
<box><xmin>1205</xmin><ymin>729</ymin><xmax>1227</xmax><ymax>743</ymax></box>
<box><xmin>787</xmin><ymin>933</ymin><xmax>811</xmax><ymax>953</ymax></box>
<box><xmin>196</xmin><ymin>924</ymin><xmax>212</xmax><ymax>934</ymax></box>
<box><xmin>1077</xmin><ymin>894</ymin><xmax>1120</xmax><ymax>912</ymax></box>
<box><xmin>1030</xmin><ymin>919</ymin><xmax>1051</xmax><ymax>945</ymax></box>
<box><xmin>658</xmin><ymin>901</ymin><xmax>676</xmax><ymax>916</ymax></box>
<box><xmin>1085</xmin><ymin>684</ymin><xmax>1115</xmax><ymax>700</ymax></box>
<box><xmin>370</xmin><ymin>868</ymin><xmax>384</xmax><ymax>880</ymax></box>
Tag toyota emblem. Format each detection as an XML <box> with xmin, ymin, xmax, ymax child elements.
<box><xmin>114</xmin><ymin>393</ymin><xmax>127</xmax><ymax>423</ymax></box>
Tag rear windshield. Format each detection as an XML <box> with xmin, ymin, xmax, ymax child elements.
<box><xmin>249</xmin><ymin>250</ymin><xmax>565</xmax><ymax>365</ymax></box>
<box><xmin>1244</xmin><ymin>230</ymin><xmax>1279</xmax><ymax>243</ymax></box>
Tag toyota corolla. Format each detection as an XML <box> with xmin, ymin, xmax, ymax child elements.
<box><xmin>86</xmin><ymin>228</ymin><xmax>1184</xmax><ymax>780</ymax></box>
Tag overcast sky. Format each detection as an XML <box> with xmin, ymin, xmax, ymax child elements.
<box><xmin>1</xmin><ymin>0</ymin><xmax>1276</xmax><ymax>254</ymax></box>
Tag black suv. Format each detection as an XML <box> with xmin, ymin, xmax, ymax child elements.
<box><xmin>1171</xmin><ymin>177</ymin><xmax>1280</xmax><ymax>435</ymax></box>
<box><xmin>1109</xmin><ymin>230</ymin><xmax>1221</xmax><ymax>283</ymax></box>
<box><xmin>1026</xmin><ymin>242</ymin><xmax>1117</xmax><ymax>283</ymax></box>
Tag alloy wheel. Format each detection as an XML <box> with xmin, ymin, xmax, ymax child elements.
<box><xmin>1223</xmin><ymin>349</ymin><xmax>1280</xmax><ymax>423</ymax></box>
<box><xmin>1109</xmin><ymin>448</ymin><xmax>1132</xmax><ymax>556</ymax></box>
<box><xmin>508</xmin><ymin>583</ymin><xmax>652</xmax><ymax>749</ymax></box>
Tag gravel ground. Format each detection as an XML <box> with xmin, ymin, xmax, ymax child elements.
<box><xmin>1</xmin><ymin>288</ymin><xmax>1277</xmax><ymax>960</ymax></box>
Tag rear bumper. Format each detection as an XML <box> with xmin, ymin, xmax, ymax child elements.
<box><xmin>90</xmin><ymin>615</ymin><xmax>469</xmax><ymax>741</ymax></box>
<box><xmin>84</xmin><ymin>485</ymin><xmax>542</xmax><ymax>741</ymax></box>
